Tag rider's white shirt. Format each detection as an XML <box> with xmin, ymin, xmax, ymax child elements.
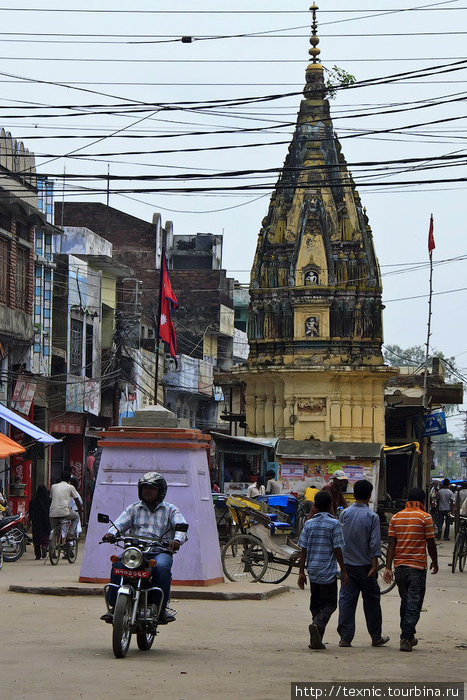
<box><xmin>50</xmin><ymin>481</ymin><xmax>78</xmax><ymax>517</ymax></box>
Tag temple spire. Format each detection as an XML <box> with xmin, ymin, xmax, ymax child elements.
<box><xmin>309</xmin><ymin>3</ymin><xmax>321</xmax><ymax>63</ymax></box>
<box><xmin>304</xmin><ymin>4</ymin><xmax>325</xmax><ymax>99</ymax></box>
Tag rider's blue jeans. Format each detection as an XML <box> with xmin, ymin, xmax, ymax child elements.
<box><xmin>108</xmin><ymin>552</ymin><xmax>173</xmax><ymax>614</ymax></box>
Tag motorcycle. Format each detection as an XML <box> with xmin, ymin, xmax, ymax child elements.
<box><xmin>98</xmin><ymin>512</ymin><xmax>189</xmax><ymax>658</ymax></box>
<box><xmin>0</xmin><ymin>513</ymin><xmax>26</xmax><ymax>569</ymax></box>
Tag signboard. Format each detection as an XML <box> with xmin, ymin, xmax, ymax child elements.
<box><xmin>281</xmin><ymin>464</ymin><xmax>305</xmax><ymax>480</ymax></box>
<box><xmin>423</xmin><ymin>411</ymin><xmax>447</xmax><ymax>437</ymax></box>
<box><xmin>11</xmin><ymin>380</ymin><xmax>36</xmax><ymax>415</ymax></box>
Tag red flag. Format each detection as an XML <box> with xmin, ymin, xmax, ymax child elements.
<box><xmin>158</xmin><ymin>250</ymin><xmax>178</xmax><ymax>360</ymax></box>
<box><xmin>428</xmin><ymin>214</ymin><xmax>435</xmax><ymax>254</ymax></box>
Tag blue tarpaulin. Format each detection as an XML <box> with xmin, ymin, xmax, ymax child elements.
<box><xmin>0</xmin><ymin>403</ymin><xmax>60</xmax><ymax>444</ymax></box>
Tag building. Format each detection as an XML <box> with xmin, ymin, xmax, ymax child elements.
<box><xmin>235</xmin><ymin>8</ymin><xmax>396</xmax><ymax>444</ymax></box>
<box><xmin>49</xmin><ymin>225</ymin><xmax>133</xmax><ymax>486</ymax></box>
<box><xmin>55</xmin><ymin>202</ymin><xmax>238</xmax><ymax>432</ymax></box>
<box><xmin>0</xmin><ymin>130</ymin><xmax>59</xmax><ymax>495</ymax></box>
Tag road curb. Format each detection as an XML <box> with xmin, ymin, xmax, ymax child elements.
<box><xmin>8</xmin><ymin>584</ymin><xmax>290</xmax><ymax>600</ymax></box>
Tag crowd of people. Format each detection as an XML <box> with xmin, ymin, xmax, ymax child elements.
<box><xmin>298</xmin><ymin>474</ymin><xmax>439</xmax><ymax>653</ymax></box>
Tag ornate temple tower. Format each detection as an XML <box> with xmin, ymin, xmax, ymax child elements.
<box><xmin>237</xmin><ymin>5</ymin><xmax>395</xmax><ymax>443</ymax></box>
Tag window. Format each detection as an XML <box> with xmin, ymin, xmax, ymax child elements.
<box><xmin>16</xmin><ymin>222</ymin><xmax>30</xmax><ymax>242</ymax></box>
<box><xmin>85</xmin><ymin>323</ymin><xmax>94</xmax><ymax>378</ymax></box>
<box><xmin>16</xmin><ymin>246</ymin><xmax>29</xmax><ymax>311</ymax></box>
<box><xmin>70</xmin><ymin>318</ymin><xmax>83</xmax><ymax>375</ymax></box>
<box><xmin>0</xmin><ymin>238</ymin><xmax>9</xmax><ymax>304</ymax></box>
<box><xmin>0</xmin><ymin>211</ymin><xmax>10</xmax><ymax>232</ymax></box>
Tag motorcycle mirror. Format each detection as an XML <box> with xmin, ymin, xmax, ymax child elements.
<box><xmin>97</xmin><ymin>513</ymin><xmax>110</xmax><ymax>524</ymax></box>
<box><xmin>175</xmin><ymin>523</ymin><xmax>189</xmax><ymax>533</ymax></box>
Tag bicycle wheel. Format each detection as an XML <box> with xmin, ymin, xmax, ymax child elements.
<box><xmin>221</xmin><ymin>534</ymin><xmax>267</xmax><ymax>583</ymax></box>
<box><xmin>377</xmin><ymin>544</ymin><xmax>396</xmax><ymax>594</ymax></box>
<box><xmin>452</xmin><ymin>533</ymin><xmax>461</xmax><ymax>573</ymax></box>
<box><xmin>65</xmin><ymin>538</ymin><xmax>78</xmax><ymax>564</ymax></box>
<box><xmin>458</xmin><ymin>531</ymin><xmax>466</xmax><ymax>572</ymax></box>
<box><xmin>2</xmin><ymin>527</ymin><xmax>26</xmax><ymax>562</ymax></box>
<box><xmin>48</xmin><ymin>529</ymin><xmax>60</xmax><ymax>565</ymax></box>
<box><xmin>112</xmin><ymin>594</ymin><xmax>132</xmax><ymax>658</ymax></box>
<box><xmin>258</xmin><ymin>553</ymin><xmax>293</xmax><ymax>584</ymax></box>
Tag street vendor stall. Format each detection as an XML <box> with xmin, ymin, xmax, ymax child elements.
<box><xmin>275</xmin><ymin>440</ymin><xmax>383</xmax><ymax>510</ymax></box>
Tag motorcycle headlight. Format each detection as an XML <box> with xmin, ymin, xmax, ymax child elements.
<box><xmin>121</xmin><ymin>547</ymin><xmax>143</xmax><ymax>569</ymax></box>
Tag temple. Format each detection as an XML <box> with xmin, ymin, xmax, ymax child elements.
<box><xmin>236</xmin><ymin>4</ymin><xmax>395</xmax><ymax>443</ymax></box>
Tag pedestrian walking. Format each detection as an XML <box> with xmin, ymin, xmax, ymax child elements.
<box><xmin>337</xmin><ymin>479</ymin><xmax>389</xmax><ymax>648</ymax></box>
<box><xmin>28</xmin><ymin>485</ymin><xmax>51</xmax><ymax>559</ymax></box>
<box><xmin>298</xmin><ymin>489</ymin><xmax>348</xmax><ymax>650</ymax></box>
<box><xmin>436</xmin><ymin>478</ymin><xmax>455</xmax><ymax>540</ymax></box>
<box><xmin>383</xmin><ymin>487</ymin><xmax>438</xmax><ymax>652</ymax></box>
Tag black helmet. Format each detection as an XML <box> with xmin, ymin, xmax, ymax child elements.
<box><xmin>138</xmin><ymin>472</ymin><xmax>167</xmax><ymax>503</ymax></box>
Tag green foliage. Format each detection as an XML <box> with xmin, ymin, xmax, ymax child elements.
<box><xmin>384</xmin><ymin>344</ymin><xmax>462</xmax><ymax>416</ymax></box>
<box><xmin>325</xmin><ymin>65</ymin><xmax>356</xmax><ymax>99</ymax></box>
<box><xmin>384</xmin><ymin>344</ymin><xmax>457</xmax><ymax>379</ymax></box>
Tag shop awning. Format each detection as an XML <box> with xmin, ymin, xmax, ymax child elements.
<box><xmin>0</xmin><ymin>403</ymin><xmax>61</xmax><ymax>444</ymax></box>
<box><xmin>0</xmin><ymin>433</ymin><xmax>26</xmax><ymax>459</ymax></box>
<box><xmin>210</xmin><ymin>432</ymin><xmax>278</xmax><ymax>449</ymax></box>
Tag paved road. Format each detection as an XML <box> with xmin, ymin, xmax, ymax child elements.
<box><xmin>0</xmin><ymin>539</ymin><xmax>465</xmax><ymax>700</ymax></box>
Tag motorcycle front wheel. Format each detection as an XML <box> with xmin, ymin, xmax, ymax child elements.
<box><xmin>136</xmin><ymin>632</ymin><xmax>155</xmax><ymax>651</ymax></box>
<box><xmin>2</xmin><ymin>528</ymin><xmax>26</xmax><ymax>562</ymax></box>
<box><xmin>112</xmin><ymin>595</ymin><xmax>132</xmax><ymax>658</ymax></box>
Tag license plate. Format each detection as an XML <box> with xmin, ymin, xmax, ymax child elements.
<box><xmin>114</xmin><ymin>568</ymin><xmax>150</xmax><ymax>579</ymax></box>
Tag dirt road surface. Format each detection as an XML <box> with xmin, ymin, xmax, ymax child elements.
<box><xmin>0</xmin><ymin>539</ymin><xmax>465</xmax><ymax>700</ymax></box>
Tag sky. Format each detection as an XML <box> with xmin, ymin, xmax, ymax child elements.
<box><xmin>1</xmin><ymin>1</ymin><xmax>466</xmax><ymax>435</ymax></box>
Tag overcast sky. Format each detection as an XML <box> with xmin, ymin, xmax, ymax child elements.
<box><xmin>1</xmin><ymin>1</ymin><xmax>466</xmax><ymax>435</ymax></box>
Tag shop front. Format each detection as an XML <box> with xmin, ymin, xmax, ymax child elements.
<box><xmin>210</xmin><ymin>432</ymin><xmax>277</xmax><ymax>495</ymax></box>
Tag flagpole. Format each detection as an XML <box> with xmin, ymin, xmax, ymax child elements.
<box><xmin>153</xmin><ymin>246</ymin><xmax>165</xmax><ymax>405</ymax></box>
<box><xmin>422</xmin><ymin>214</ymin><xmax>434</xmax><ymax>410</ymax></box>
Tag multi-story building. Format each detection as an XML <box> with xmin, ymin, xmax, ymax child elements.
<box><xmin>55</xmin><ymin>202</ymin><xmax>238</xmax><ymax>432</ymax></box>
<box><xmin>0</xmin><ymin>130</ymin><xmax>58</xmax><ymax>492</ymax></box>
<box><xmin>49</xmin><ymin>226</ymin><xmax>132</xmax><ymax>486</ymax></box>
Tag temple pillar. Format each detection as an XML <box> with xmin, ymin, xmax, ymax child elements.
<box><xmin>256</xmin><ymin>395</ymin><xmax>266</xmax><ymax>437</ymax></box>
<box><xmin>245</xmin><ymin>391</ymin><xmax>257</xmax><ymax>436</ymax></box>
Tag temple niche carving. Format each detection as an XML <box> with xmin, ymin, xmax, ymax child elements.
<box><xmin>305</xmin><ymin>316</ymin><xmax>319</xmax><ymax>338</ymax></box>
<box><xmin>236</xmin><ymin>4</ymin><xmax>394</xmax><ymax>445</ymax></box>
<box><xmin>304</xmin><ymin>269</ymin><xmax>319</xmax><ymax>285</ymax></box>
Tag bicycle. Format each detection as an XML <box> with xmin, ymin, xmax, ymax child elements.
<box><xmin>451</xmin><ymin>517</ymin><xmax>467</xmax><ymax>573</ymax></box>
<box><xmin>48</xmin><ymin>517</ymin><xmax>79</xmax><ymax>565</ymax></box>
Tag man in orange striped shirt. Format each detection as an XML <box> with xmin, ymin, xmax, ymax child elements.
<box><xmin>383</xmin><ymin>487</ymin><xmax>438</xmax><ymax>652</ymax></box>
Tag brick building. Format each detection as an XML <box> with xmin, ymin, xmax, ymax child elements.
<box><xmin>56</xmin><ymin>202</ymin><xmax>237</xmax><ymax>431</ymax></box>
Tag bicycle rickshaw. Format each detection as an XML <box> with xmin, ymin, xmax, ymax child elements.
<box><xmin>220</xmin><ymin>494</ymin><xmax>396</xmax><ymax>592</ymax></box>
<box><xmin>221</xmin><ymin>496</ymin><xmax>301</xmax><ymax>584</ymax></box>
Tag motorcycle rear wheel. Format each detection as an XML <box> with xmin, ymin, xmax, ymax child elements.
<box><xmin>0</xmin><ymin>547</ymin><xmax>3</xmax><ymax>570</ymax></box>
<box><xmin>49</xmin><ymin>529</ymin><xmax>60</xmax><ymax>565</ymax></box>
<box><xmin>112</xmin><ymin>595</ymin><xmax>132</xmax><ymax>658</ymax></box>
<box><xmin>2</xmin><ymin>528</ymin><xmax>26</xmax><ymax>562</ymax></box>
<box><xmin>136</xmin><ymin>632</ymin><xmax>155</xmax><ymax>651</ymax></box>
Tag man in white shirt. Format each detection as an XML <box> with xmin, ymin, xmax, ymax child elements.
<box><xmin>49</xmin><ymin>471</ymin><xmax>82</xmax><ymax>540</ymax></box>
<box><xmin>266</xmin><ymin>469</ymin><xmax>281</xmax><ymax>495</ymax></box>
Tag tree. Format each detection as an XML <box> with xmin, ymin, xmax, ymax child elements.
<box><xmin>384</xmin><ymin>344</ymin><xmax>458</xmax><ymax>379</ymax></box>
<box><xmin>384</xmin><ymin>344</ymin><xmax>462</xmax><ymax>416</ymax></box>
<box><xmin>324</xmin><ymin>66</ymin><xmax>356</xmax><ymax>99</ymax></box>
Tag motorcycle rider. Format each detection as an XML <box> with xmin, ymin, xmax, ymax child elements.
<box><xmin>102</xmin><ymin>472</ymin><xmax>188</xmax><ymax>624</ymax></box>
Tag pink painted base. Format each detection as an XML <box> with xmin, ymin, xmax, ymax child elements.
<box><xmin>80</xmin><ymin>427</ymin><xmax>224</xmax><ymax>585</ymax></box>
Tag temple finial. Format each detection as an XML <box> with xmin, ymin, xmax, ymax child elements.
<box><xmin>309</xmin><ymin>4</ymin><xmax>321</xmax><ymax>63</ymax></box>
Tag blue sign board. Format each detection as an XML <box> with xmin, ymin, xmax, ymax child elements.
<box><xmin>423</xmin><ymin>411</ymin><xmax>447</xmax><ymax>437</ymax></box>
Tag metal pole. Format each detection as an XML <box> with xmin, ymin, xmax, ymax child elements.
<box><xmin>422</xmin><ymin>214</ymin><xmax>434</xmax><ymax>410</ymax></box>
<box><xmin>153</xmin><ymin>247</ymin><xmax>165</xmax><ymax>405</ymax></box>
